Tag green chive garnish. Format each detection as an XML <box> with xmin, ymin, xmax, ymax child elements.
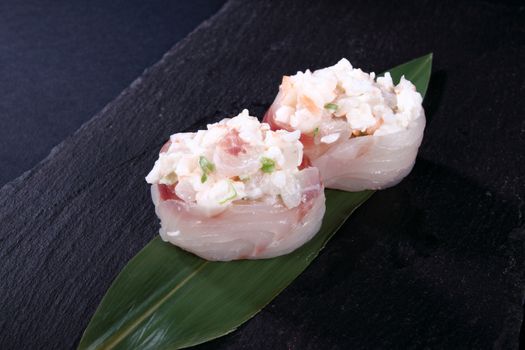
<box><xmin>199</xmin><ymin>156</ymin><xmax>215</xmax><ymax>182</ymax></box>
<box><xmin>219</xmin><ymin>182</ymin><xmax>237</xmax><ymax>204</ymax></box>
<box><xmin>260</xmin><ymin>157</ymin><xmax>276</xmax><ymax>173</ymax></box>
<box><xmin>324</xmin><ymin>103</ymin><xmax>338</xmax><ymax>112</ymax></box>
<box><xmin>313</xmin><ymin>127</ymin><xmax>319</xmax><ymax>137</ymax></box>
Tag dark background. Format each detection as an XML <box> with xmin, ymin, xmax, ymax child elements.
<box><xmin>0</xmin><ymin>0</ymin><xmax>524</xmax><ymax>349</ymax></box>
<box><xmin>0</xmin><ymin>0</ymin><xmax>225</xmax><ymax>186</ymax></box>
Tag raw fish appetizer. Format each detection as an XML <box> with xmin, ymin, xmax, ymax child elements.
<box><xmin>264</xmin><ymin>59</ymin><xmax>425</xmax><ymax>191</ymax></box>
<box><xmin>146</xmin><ymin>110</ymin><xmax>325</xmax><ymax>261</ymax></box>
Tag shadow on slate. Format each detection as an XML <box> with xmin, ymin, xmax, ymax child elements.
<box><xmin>0</xmin><ymin>0</ymin><xmax>524</xmax><ymax>349</ymax></box>
<box><xmin>196</xmin><ymin>159</ymin><xmax>525</xmax><ymax>350</ymax></box>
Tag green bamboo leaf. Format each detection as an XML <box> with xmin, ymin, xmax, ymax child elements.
<box><xmin>78</xmin><ymin>53</ymin><xmax>432</xmax><ymax>350</ymax></box>
<box><xmin>386</xmin><ymin>53</ymin><xmax>433</xmax><ymax>98</ymax></box>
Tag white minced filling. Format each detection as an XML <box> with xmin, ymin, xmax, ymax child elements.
<box><xmin>146</xmin><ymin>110</ymin><xmax>304</xmax><ymax>217</ymax></box>
<box><xmin>274</xmin><ymin>58</ymin><xmax>424</xmax><ymax>139</ymax></box>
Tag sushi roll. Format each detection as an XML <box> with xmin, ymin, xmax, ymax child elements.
<box><xmin>146</xmin><ymin>110</ymin><xmax>325</xmax><ymax>261</ymax></box>
<box><xmin>264</xmin><ymin>59</ymin><xmax>425</xmax><ymax>191</ymax></box>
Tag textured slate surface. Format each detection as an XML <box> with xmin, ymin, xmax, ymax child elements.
<box><xmin>1</xmin><ymin>0</ymin><xmax>524</xmax><ymax>349</ymax></box>
<box><xmin>0</xmin><ymin>0</ymin><xmax>225</xmax><ymax>187</ymax></box>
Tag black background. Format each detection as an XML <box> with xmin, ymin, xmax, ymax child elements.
<box><xmin>0</xmin><ymin>0</ymin><xmax>225</xmax><ymax>187</ymax></box>
<box><xmin>0</xmin><ymin>0</ymin><xmax>524</xmax><ymax>349</ymax></box>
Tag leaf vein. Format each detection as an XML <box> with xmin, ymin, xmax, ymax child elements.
<box><xmin>103</xmin><ymin>261</ymin><xmax>209</xmax><ymax>349</ymax></box>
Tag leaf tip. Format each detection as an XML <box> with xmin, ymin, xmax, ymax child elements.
<box><xmin>426</xmin><ymin>52</ymin><xmax>433</xmax><ymax>65</ymax></box>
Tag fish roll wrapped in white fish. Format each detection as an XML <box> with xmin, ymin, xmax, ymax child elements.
<box><xmin>146</xmin><ymin>110</ymin><xmax>325</xmax><ymax>261</ymax></box>
<box><xmin>264</xmin><ymin>59</ymin><xmax>425</xmax><ymax>191</ymax></box>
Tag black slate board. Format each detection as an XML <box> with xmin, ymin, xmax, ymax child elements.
<box><xmin>0</xmin><ymin>0</ymin><xmax>225</xmax><ymax>187</ymax></box>
<box><xmin>1</xmin><ymin>0</ymin><xmax>524</xmax><ymax>349</ymax></box>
